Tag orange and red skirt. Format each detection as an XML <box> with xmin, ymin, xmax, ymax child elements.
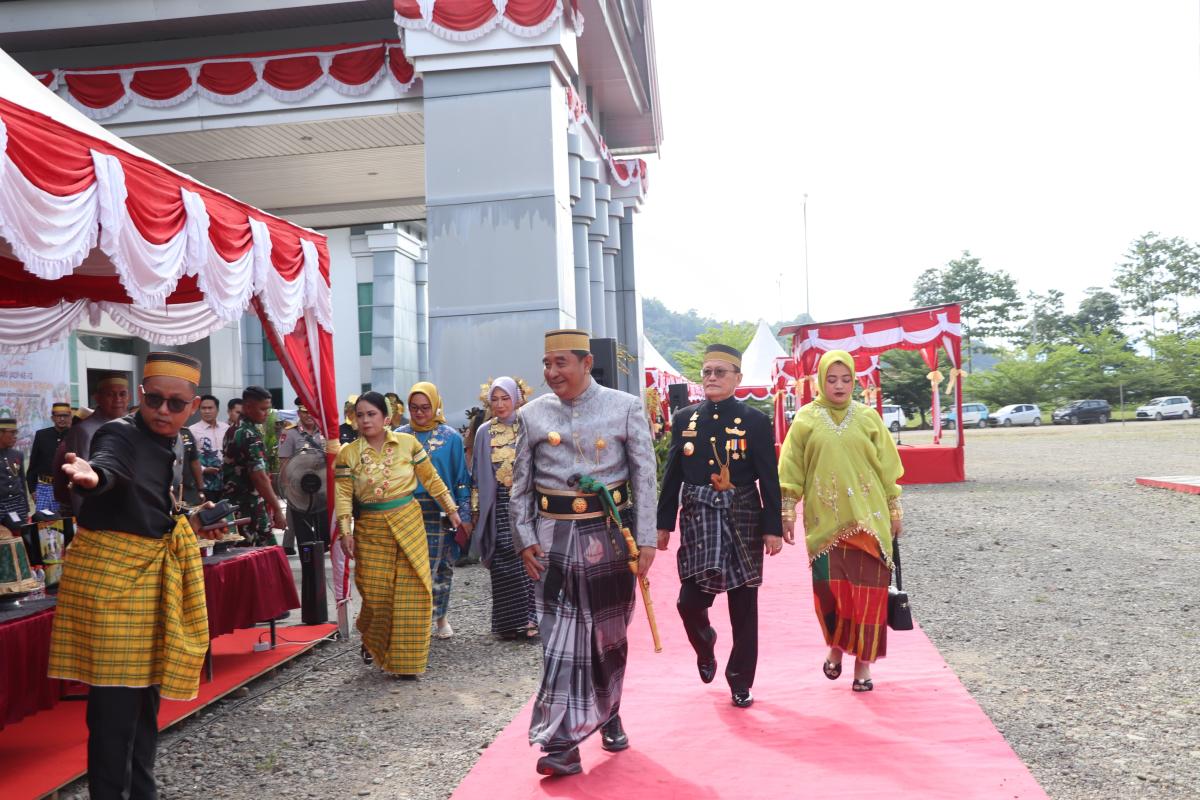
<box><xmin>811</xmin><ymin>537</ymin><xmax>890</xmax><ymax>662</ymax></box>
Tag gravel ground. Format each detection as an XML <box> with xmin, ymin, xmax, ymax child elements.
<box><xmin>57</xmin><ymin>420</ymin><xmax>1197</xmax><ymax>799</ymax></box>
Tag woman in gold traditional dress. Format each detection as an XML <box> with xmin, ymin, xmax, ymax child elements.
<box><xmin>470</xmin><ymin>378</ymin><xmax>538</xmax><ymax>639</ymax></box>
<box><xmin>335</xmin><ymin>392</ymin><xmax>462</xmax><ymax>676</ymax></box>
<box><xmin>778</xmin><ymin>351</ymin><xmax>904</xmax><ymax>692</ymax></box>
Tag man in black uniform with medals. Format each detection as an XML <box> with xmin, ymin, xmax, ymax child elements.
<box><xmin>656</xmin><ymin>343</ymin><xmax>783</xmax><ymax>708</ymax></box>
<box><xmin>0</xmin><ymin>418</ymin><xmax>28</xmax><ymax>523</ymax></box>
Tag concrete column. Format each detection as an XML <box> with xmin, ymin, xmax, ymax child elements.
<box><xmin>588</xmin><ymin>180</ymin><xmax>610</xmax><ymax>337</ymax></box>
<box><xmin>323</xmin><ymin>227</ymin><xmax>362</xmax><ymax>404</ymax></box>
<box><xmin>570</xmin><ymin>135</ymin><xmax>596</xmax><ymax>333</ymax></box>
<box><xmin>619</xmin><ymin>205</ymin><xmax>644</xmax><ymax>395</ymax></box>
<box><xmin>603</xmin><ymin>198</ymin><xmax>624</xmax><ymax>353</ymax></box>
<box><xmin>239</xmin><ymin>312</ymin><xmax>265</xmax><ymax>390</ymax></box>
<box><xmin>367</xmin><ymin>226</ymin><xmax>423</xmax><ymax>394</ymax></box>
<box><xmin>421</xmin><ymin>62</ymin><xmax>575</xmax><ymax>422</ymax></box>
<box><xmin>415</xmin><ymin>245</ymin><xmax>430</xmax><ymax>381</ymax></box>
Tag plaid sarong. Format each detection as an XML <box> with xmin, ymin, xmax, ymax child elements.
<box><xmin>354</xmin><ymin>502</ymin><xmax>433</xmax><ymax>675</ymax></box>
<box><xmin>33</xmin><ymin>482</ymin><xmax>62</xmax><ymax>516</ymax></box>
<box><xmin>488</xmin><ymin>485</ymin><xmax>536</xmax><ymax>634</ymax></box>
<box><xmin>812</xmin><ymin>543</ymin><xmax>890</xmax><ymax>662</ymax></box>
<box><xmin>677</xmin><ymin>483</ymin><xmax>764</xmax><ymax>594</ymax></box>
<box><xmin>48</xmin><ymin>517</ymin><xmax>210</xmax><ymax>701</ymax></box>
<box><xmin>529</xmin><ymin>513</ymin><xmax>636</xmax><ymax>752</ymax></box>
<box><xmin>417</xmin><ymin>496</ymin><xmax>455</xmax><ymax>622</ymax></box>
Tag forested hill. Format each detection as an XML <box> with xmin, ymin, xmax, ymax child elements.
<box><xmin>641</xmin><ymin>297</ymin><xmax>811</xmax><ymax>372</ymax></box>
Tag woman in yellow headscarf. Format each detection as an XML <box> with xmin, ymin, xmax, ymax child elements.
<box><xmin>398</xmin><ymin>382</ymin><xmax>472</xmax><ymax>639</ymax></box>
<box><xmin>778</xmin><ymin>350</ymin><xmax>904</xmax><ymax>692</ymax></box>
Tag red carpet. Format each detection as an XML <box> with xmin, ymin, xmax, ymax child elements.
<box><xmin>0</xmin><ymin>623</ymin><xmax>335</xmax><ymax>800</ymax></box>
<box><xmin>452</xmin><ymin>544</ymin><xmax>1047</xmax><ymax>800</ymax></box>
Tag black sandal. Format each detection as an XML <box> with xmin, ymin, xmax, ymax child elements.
<box><xmin>852</xmin><ymin>678</ymin><xmax>874</xmax><ymax>692</ymax></box>
<box><xmin>360</xmin><ymin>645</ymin><xmax>373</xmax><ymax>665</ymax></box>
<box><xmin>823</xmin><ymin>660</ymin><xmax>843</xmax><ymax>680</ymax></box>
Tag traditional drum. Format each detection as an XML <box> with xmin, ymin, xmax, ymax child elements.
<box><xmin>0</xmin><ymin>530</ymin><xmax>39</xmax><ymax>595</ymax></box>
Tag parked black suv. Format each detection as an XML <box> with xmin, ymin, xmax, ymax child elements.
<box><xmin>1052</xmin><ymin>399</ymin><xmax>1110</xmax><ymax>425</ymax></box>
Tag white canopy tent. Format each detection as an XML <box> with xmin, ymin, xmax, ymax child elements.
<box><xmin>736</xmin><ymin>319</ymin><xmax>787</xmax><ymax>400</ymax></box>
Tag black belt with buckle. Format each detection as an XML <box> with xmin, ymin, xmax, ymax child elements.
<box><xmin>535</xmin><ymin>481</ymin><xmax>631</xmax><ymax>520</ymax></box>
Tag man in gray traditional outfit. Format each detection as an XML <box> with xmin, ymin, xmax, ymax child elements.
<box><xmin>54</xmin><ymin>374</ymin><xmax>130</xmax><ymax>515</ymax></box>
<box><xmin>511</xmin><ymin>328</ymin><xmax>658</xmax><ymax>777</ymax></box>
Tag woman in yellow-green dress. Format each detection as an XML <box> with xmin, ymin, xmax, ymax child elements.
<box><xmin>778</xmin><ymin>350</ymin><xmax>904</xmax><ymax>692</ymax></box>
<box><xmin>335</xmin><ymin>392</ymin><xmax>462</xmax><ymax>677</ymax></box>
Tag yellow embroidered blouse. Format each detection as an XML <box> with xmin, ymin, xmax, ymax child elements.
<box><xmin>334</xmin><ymin>430</ymin><xmax>455</xmax><ymax>527</ymax></box>
<box><xmin>777</xmin><ymin>400</ymin><xmax>904</xmax><ymax>566</ymax></box>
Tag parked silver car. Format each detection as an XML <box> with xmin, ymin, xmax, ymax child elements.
<box><xmin>988</xmin><ymin>404</ymin><xmax>1042</xmax><ymax>427</ymax></box>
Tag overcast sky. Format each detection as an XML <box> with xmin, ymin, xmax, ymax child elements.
<box><xmin>634</xmin><ymin>1</ymin><xmax>1200</xmax><ymax>325</ymax></box>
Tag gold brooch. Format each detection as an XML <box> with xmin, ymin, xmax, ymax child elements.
<box><xmin>540</xmin><ymin>496</ymin><xmax>549</xmax><ymax>510</ymax></box>
<box><xmin>571</xmin><ymin>497</ymin><xmax>588</xmax><ymax>513</ymax></box>
<box><xmin>683</xmin><ymin>442</ymin><xmax>695</xmax><ymax>456</ymax></box>
<box><xmin>595</xmin><ymin>437</ymin><xmax>606</xmax><ymax>450</ymax></box>
<box><xmin>547</xmin><ymin>431</ymin><xmax>562</xmax><ymax>446</ymax></box>
<box><xmin>612</xmin><ymin>489</ymin><xmax>623</xmax><ymax>505</ymax></box>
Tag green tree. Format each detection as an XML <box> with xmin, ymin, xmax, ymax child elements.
<box><xmin>1053</xmin><ymin>330</ymin><xmax>1156</xmax><ymax>405</ymax></box>
<box><xmin>911</xmin><ymin>251</ymin><xmax>1023</xmax><ymax>358</ymax></box>
<box><xmin>1073</xmin><ymin>287</ymin><xmax>1125</xmax><ymax>337</ymax></box>
<box><xmin>672</xmin><ymin>322</ymin><xmax>755</xmax><ymax>382</ymax></box>
<box><xmin>1142</xmin><ymin>332</ymin><xmax>1200</xmax><ymax>400</ymax></box>
<box><xmin>1113</xmin><ymin>232</ymin><xmax>1200</xmax><ymax>343</ymax></box>
<box><xmin>879</xmin><ymin>349</ymin><xmax>937</xmax><ymax>427</ymax></box>
<box><xmin>1011</xmin><ymin>289</ymin><xmax>1073</xmax><ymax>349</ymax></box>
<box><xmin>966</xmin><ymin>347</ymin><xmax>1065</xmax><ymax>408</ymax></box>
<box><xmin>642</xmin><ymin>298</ymin><xmax>718</xmax><ymax>369</ymax></box>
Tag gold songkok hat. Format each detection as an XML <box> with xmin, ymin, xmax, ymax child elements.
<box><xmin>703</xmin><ymin>344</ymin><xmax>742</xmax><ymax>369</ymax></box>
<box><xmin>51</xmin><ymin>402</ymin><xmax>71</xmax><ymax>413</ymax></box>
<box><xmin>544</xmin><ymin>329</ymin><xmax>591</xmax><ymax>354</ymax></box>
<box><xmin>143</xmin><ymin>352</ymin><xmax>202</xmax><ymax>384</ymax></box>
<box><xmin>96</xmin><ymin>374</ymin><xmax>129</xmax><ymax>390</ymax></box>
<box><xmin>0</xmin><ymin>418</ymin><xmax>17</xmax><ymax>431</ymax></box>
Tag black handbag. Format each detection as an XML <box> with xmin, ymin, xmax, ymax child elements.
<box><xmin>887</xmin><ymin>539</ymin><xmax>914</xmax><ymax>631</ymax></box>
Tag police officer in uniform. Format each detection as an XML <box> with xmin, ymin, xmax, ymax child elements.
<box><xmin>0</xmin><ymin>418</ymin><xmax>29</xmax><ymax>523</ymax></box>
<box><xmin>656</xmin><ymin>343</ymin><xmax>783</xmax><ymax>708</ymax></box>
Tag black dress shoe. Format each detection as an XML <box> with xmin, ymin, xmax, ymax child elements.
<box><xmin>697</xmin><ymin>626</ymin><xmax>717</xmax><ymax>684</ymax></box>
<box><xmin>731</xmin><ymin>688</ymin><xmax>754</xmax><ymax>708</ymax></box>
<box><xmin>536</xmin><ymin>747</ymin><xmax>582</xmax><ymax>776</ymax></box>
<box><xmin>600</xmin><ymin>715</ymin><xmax>629</xmax><ymax>752</ymax></box>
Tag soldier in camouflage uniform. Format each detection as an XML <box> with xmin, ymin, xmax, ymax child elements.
<box><xmin>222</xmin><ymin>386</ymin><xmax>286</xmax><ymax>547</ymax></box>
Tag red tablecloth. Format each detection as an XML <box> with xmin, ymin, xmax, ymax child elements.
<box><xmin>0</xmin><ymin>601</ymin><xmax>62</xmax><ymax>730</ymax></box>
<box><xmin>0</xmin><ymin>546</ymin><xmax>300</xmax><ymax>730</ymax></box>
<box><xmin>202</xmin><ymin>547</ymin><xmax>300</xmax><ymax>639</ymax></box>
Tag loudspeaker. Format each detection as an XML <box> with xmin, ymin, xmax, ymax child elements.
<box><xmin>590</xmin><ymin>337</ymin><xmax>618</xmax><ymax>389</ymax></box>
<box><xmin>667</xmin><ymin>383</ymin><xmax>691</xmax><ymax>413</ymax></box>
<box><xmin>299</xmin><ymin>539</ymin><xmax>328</xmax><ymax>625</ymax></box>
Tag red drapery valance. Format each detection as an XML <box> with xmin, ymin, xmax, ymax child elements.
<box><xmin>32</xmin><ymin>40</ymin><xmax>415</xmax><ymax>121</ymax></box>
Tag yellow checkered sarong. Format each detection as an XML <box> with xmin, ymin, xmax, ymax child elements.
<box><xmin>354</xmin><ymin>502</ymin><xmax>433</xmax><ymax>675</ymax></box>
<box><xmin>48</xmin><ymin>517</ymin><xmax>210</xmax><ymax>701</ymax></box>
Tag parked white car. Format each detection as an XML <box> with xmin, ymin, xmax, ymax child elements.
<box><xmin>880</xmin><ymin>404</ymin><xmax>907</xmax><ymax>432</ymax></box>
<box><xmin>1135</xmin><ymin>396</ymin><xmax>1193</xmax><ymax>421</ymax></box>
<box><xmin>941</xmin><ymin>402</ymin><xmax>989</xmax><ymax>429</ymax></box>
<box><xmin>989</xmin><ymin>404</ymin><xmax>1042</xmax><ymax>427</ymax></box>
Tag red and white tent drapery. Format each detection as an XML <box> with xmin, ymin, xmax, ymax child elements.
<box><xmin>780</xmin><ymin>305</ymin><xmax>965</xmax><ymax>483</ymax></box>
<box><xmin>394</xmin><ymin>0</ymin><xmax>584</xmax><ymax>40</ymax></box>
<box><xmin>31</xmin><ymin>40</ymin><xmax>416</xmax><ymax>122</ymax></box>
<box><xmin>0</xmin><ymin>46</ymin><xmax>340</xmax><ymax>460</ymax></box>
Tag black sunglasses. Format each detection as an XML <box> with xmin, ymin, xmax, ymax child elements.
<box><xmin>142</xmin><ymin>392</ymin><xmax>192</xmax><ymax>414</ymax></box>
